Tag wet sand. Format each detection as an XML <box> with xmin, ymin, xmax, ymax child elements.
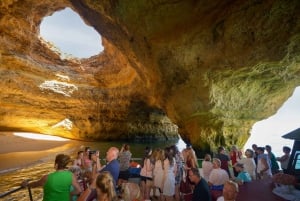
<box><xmin>0</xmin><ymin>132</ymin><xmax>80</xmax><ymax>173</ymax></box>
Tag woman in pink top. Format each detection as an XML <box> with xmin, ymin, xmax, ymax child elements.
<box><xmin>140</xmin><ymin>146</ymin><xmax>154</xmax><ymax>200</ymax></box>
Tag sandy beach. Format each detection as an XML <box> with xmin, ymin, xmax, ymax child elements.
<box><xmin>0</xmin><ymin>132</ymin><xmax>81</xmax><ymax>173</ymax></box>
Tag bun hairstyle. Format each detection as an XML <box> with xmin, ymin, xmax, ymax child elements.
<box><xmin>55</xmin><ymin>154</ymin><xmax>71</xmax><ymax>169</ymax></box>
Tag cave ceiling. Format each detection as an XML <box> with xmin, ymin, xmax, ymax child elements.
<box><xmin>1</xmin><ymin>0</ymin><xmax>300</xmax><ymax>153</ymax></box>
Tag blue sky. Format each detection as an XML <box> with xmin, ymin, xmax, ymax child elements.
<box><xmin>40</xmin><ymin>7</ymin><xmax>299</xmax><ymax>156</ymax></box>
<box><xmin>40</xmin><ymin>7</ymin><xmax>103</xmax><ymax>58</ymax></box>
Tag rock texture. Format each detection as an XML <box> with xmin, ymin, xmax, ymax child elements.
<box><xmin>1</xmin><ymin>0</ymin><xmax>300</xmax><ymax>154</ymax></box>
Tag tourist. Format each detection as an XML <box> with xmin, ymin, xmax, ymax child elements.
<box><xmin>162</xmin><ymin>146</ymin><xmax>177</xmax><ymax>201</ymax></box>
<box><xmin>216</xmin><ymin>180</ymin><xmax>239</xmax><ymax>201</ymax></box>
<box><xmin>229</xmin><ymin>145</ymin><xmax>242</xmax><ymax>177</ymax></box>
<box><xmin>170</xmin><ymin>145</ymin><xmax>184</xmax><ymax>201</ymax></box>
<box><xmin>153</xmin><ymin>148</ymin><xmax>165</xmax><ymax>200</ymax></box>
<box><xmin>208</xmin><ymin>158</ymin><xmax>229</xmax><ymax>190</ymax></box>
<box><xmin>202</xmin><ymin>153</ymin><xmax>213</xmax><ymax>182</ymax></box>
<box><xmin>276</xmin><ymin>146</ymin><xmax>291</xmax><ymax>174</ymax></box>
<box><xmin>182</xmin><ymin>144</ymin><xmax>197</xmax><ymax>167</ymax></box>
<box><xmin>79</xmin><ymin>147</ymin><xmax>120</xmax><ymax>201</ymax></box>
<box><xmin>251</xmin><ymin>144</ymin><xmax>258</xmax><ymax>165</ymax></box>
<box><xmin>265</xmin><ymin>145</ymin><xmax>280</xmax><ymax>174</ymax></box>
<box><xmin>73</xmin><ymin>150</ymin><xmax>84</xmax><ymax>168</ymax></box>
<box><xmin>78</xmin><ymin>171</ymin><xmax>118</xmax><ymax>201</ymax></box>
<box><xmin>188</xmin><ymin>167</ymin><xmax>211</xmax><ymax>201</ymax></box>
<box><xmin>21</xmin><ymin>154</ymin><xmax>82</xmax><ymax>201</ymax></box>
<box><xmin>83</xmin><ymin>147</ymin><xmax>93</xmax><ymax>171</ymax></box>
<box><xmin>238</xmin><ymin>149</ymin><xmax>256</xmax><ymax>180</ymax></box>
<box><xmin>69</xmin><ymin>165</ymin><xmax>83</xmax><ymax>201</ymax></box>
<box><xmin>98</xmin><ymin>147</ymin><xmax>120</xmax><ymax>186</ymax></box>
<box><xmin>118</xmin><ymin>144</ymin><xmax>132</xmax><ymax>185</ymax></box>
<box><xmin>140</xmin><ymin>146</ymin><xmax>154</xmax><ymax>200</ymax></box>
<box><xmin>215</xmin><ymin>146</ymin><xmax>231</xmax><ymax>177</ymax></box>
<box><xmin>256</xmin><ymin>147</ymin><xmax>272</xmax><ymax>179</ymax></box>
<box><xmin>233</xmin><ymin>163</ymin><xmax>251</xmax><ymax>185</ymax></box>
<box><xmin>91</xmin><ymin>150</ymin><xmax>102</xmax><ymax>175</ymax></box>
<box><xmin>184</xmin><ymin>147</ymin><xmax>198</xmax><ymax>170</ymax></box>
<box><xmin>182</xmin><ymin>145</ymin><xmax>198</xmax><ymax>198</ymax></box>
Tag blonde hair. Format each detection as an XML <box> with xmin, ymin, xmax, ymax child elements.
<box><xmin>96</xmin><ymin>171</ymin><xmax>117</xmax><ymax>201</ymax></box>
<box><xmin>223</xmin><ymin>180</ymin><xmax>239</xmax><ymax>201</ymax></box>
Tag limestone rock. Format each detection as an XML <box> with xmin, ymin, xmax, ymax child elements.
<box><xmin>1</xmin><ymin>0</ymin><xmax>300</xmax><ymax>154</ymax></box>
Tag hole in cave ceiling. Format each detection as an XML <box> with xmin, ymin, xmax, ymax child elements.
<box><xmin>39</xmin><ymin>7</ymin><xmax>104</xmax><ymax>59</ymax></box>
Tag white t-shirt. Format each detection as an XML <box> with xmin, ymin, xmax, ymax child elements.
<box><xmin>239</xmin><ymin>157</ymin><xmax>256</xmax><ymax>178</ymax></box>
<box><xmin>208</xmin><ymin>168</ymin><xmax>229</xmax><ymax>186</ymax></box>
<box><xmin>202</xmin><ymin>161</ymin><xmax>213</xmax><ymax>181</ymax></box>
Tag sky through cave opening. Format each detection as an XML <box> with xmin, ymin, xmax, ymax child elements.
<box><xmin>39</xmin><ymin>7</ymin><xmax>104</xmax><ymax>59</ymax></box>
<box><xmin>243</xmin><ymin>87</ymin><xmax>299</xmax><ymax>156</ymax></box>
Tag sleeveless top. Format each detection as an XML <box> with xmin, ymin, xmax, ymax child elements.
<box><xmin>140</xmin><ymin>158</ymin><xmax>153</xmax><ymax>178</ymax></box>
<box><xmin>257</xmin><ymin>154</ymin><xmax>272</xmax><ymax>176</ymax></box>
<box><xmin>43</xmin><ymin>171</ymin><xmax>72</xmax><ymax>201</ymax></box>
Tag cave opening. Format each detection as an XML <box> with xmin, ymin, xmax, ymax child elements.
<box><xmin>244</xmin><ymin>87</ymin><xmax>299</xmax><ymax>156</ymax></box>
<box><xmin>39</xmin><ymin>7</ymin><xmax>104</xmax><ymax>59</ymax></box>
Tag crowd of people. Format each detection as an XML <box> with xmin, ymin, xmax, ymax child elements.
<box><xmin>20</xmin><ymin>143</ymin><xmax>291</xmax><ymax>201</ymax></box>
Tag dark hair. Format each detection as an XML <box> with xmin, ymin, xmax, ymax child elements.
<box><xmin>234</xmin><ymin>163</ymin><xmax>244</xmax><ymax>169</ymax></box>
<box><xmin>89</xmin><ymin>151</ymin><xmax>96</xmax><ymax>160</ymax></box>
<box><xmin>189</xmin><ymin>168</ymin><xmax>200</xmax><ymax>177</ymax></box>
<box><xmin>265</xmin><ymin>145</ymin><xmax>271</xmax><ymax>150</ymax></box>
<box><xmin>164</xmin><ymin>147</ymin><xmax>174</xmax><ymax>166</ymax></box>
<box><xmin>55</xmin><ymin>154</ymin><xmax>71</xmax><ymax>169</ymax></box>
<box><xmin>124</xmin><ymin>144</ymin><xmax>130</xmax><ymax>151</ymax></box>
<box><xmin>170</xmin><ymin>145</ymin><xmax>179</xmax><ymax>156</ymax></box>
<box><xmin>257</xmin><ymin>147</ymin><xmax>265</xmax><ymax>152</ymax></box>
<box><xmin>283</xmin><ymin>146</ymin><xmax>291</xmax><ymax>153</ymax></box>
<box><xmin>144</xmin><ymin>146</ymin><xmax>152</xmax><ymax>157</ymax></box>
<box><xmin>218</xmin><ymin>146</ymin><xmax>225</xmax><ymax>153</ymax></box>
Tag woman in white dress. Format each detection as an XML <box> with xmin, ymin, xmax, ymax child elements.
<box><xmin>140</xmin><ymin>146</ymin><xmax>154</xmax><ymax>200</ymax></box>
<box><xmin>162</xmin><ymin>147</ymin><xmax>177</xmax><ymax>201</ymax></box>
<box><xmin>153</xmin><ymin>148</ymin><xmax>165</xmax><ymax>200</ymax></box>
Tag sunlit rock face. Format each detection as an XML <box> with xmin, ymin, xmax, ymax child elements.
<box><xmin>1</xmin><ymin>0</ymin><xmax>300</xmax><ymax>153</ymax></box>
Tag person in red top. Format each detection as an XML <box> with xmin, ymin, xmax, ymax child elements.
<box><xmin>230</xmin><ymin>145</ymin><xmax>242</xmax><ymax>177</ymax></box>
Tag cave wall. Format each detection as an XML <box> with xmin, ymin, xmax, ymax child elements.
<box><xmin>1</xmin><ymin>0</ymin><xmax>300</xmax><ymax>153</ymax></box>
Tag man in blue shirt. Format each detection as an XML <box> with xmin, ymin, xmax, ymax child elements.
<box><xmin>99</xmin><ymin>146</ymin><xmax>120</xmax><ymax>186</ymax></box>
